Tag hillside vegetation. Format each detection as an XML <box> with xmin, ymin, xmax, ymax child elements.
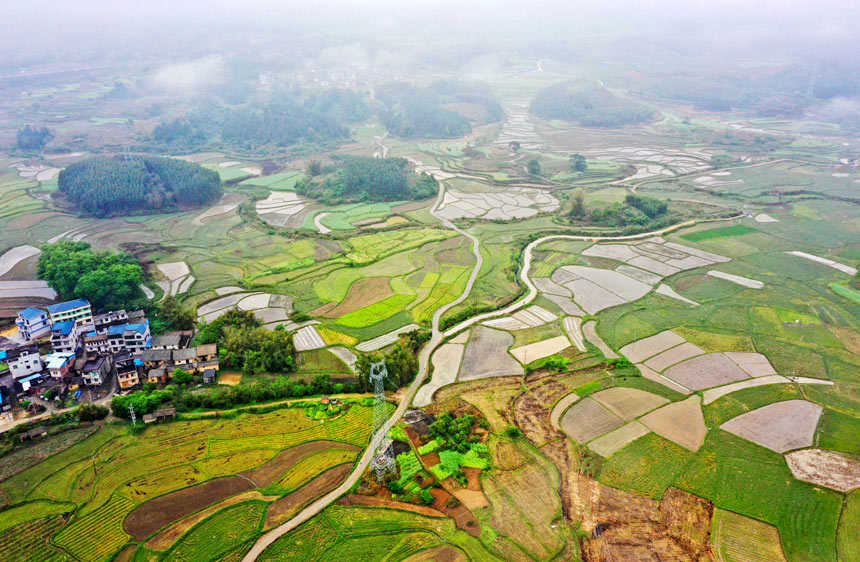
<box><xmin>151</xmin><ymin>89</ymin><xmax>366</xmax><ymax>151</ymax></box>
<box><xmin>295</xmin><ymin>156</ymin><xmax>438</xmax><ymax>204</ymax></box>
<box><xmin>378</xmin><ymin>80</ymin><xmax>502</xmax><ymax>138</ymax></box>
<box><xmin>58</xmin><ymin>155</ymin><xmax>221</xmax><ymax>217</ymax></box>
<box><xmin>531</xmin><ymin>83</ymin><xmax>654</xmax><ymax>127</ymax></box>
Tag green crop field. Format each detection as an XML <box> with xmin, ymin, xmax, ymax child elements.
<box><xmin>53</xmin><ymin>495</ymin><xmax>135</xmax><ymax>562</ymax></box>
<box><xmin>259</xmin><ymin>506</ymin><xmax>503</xmax><ymax>562</ymax></box>
<box><xmin>165</xmin><ymin>501</ymin><xmax>266</xmax><ymax>561</ymax></box>
<box><xmin>681</xmin><ymin>224</ymin><xmax>758</xmax><ymax>241</ymax></box>
<box><xmin>266</xmin><ymin>449</ymin><xmax>357</xmax><ymax>495</ymax></box>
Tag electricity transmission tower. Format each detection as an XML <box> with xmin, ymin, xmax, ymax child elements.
<box><xmin>369</xmin><ymin>361</ymin><xmax>396</xmax><ymax>482</ymax></box>
<box><xmin>128</xmin><ymin>404</ymin><xmax>136</xmax><ymax>427</ymax></box>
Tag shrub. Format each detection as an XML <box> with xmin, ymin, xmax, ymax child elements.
<box><xmin>76</xmin><ymin>403</ymin><xmax>109</xmax><ymax>422</ymax></box>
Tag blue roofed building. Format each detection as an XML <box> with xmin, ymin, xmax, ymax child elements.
<box><xmin>51</xmin><ymin>320</ymin><xmax>82</xmax><ymax>354</ymax></box>
<box><xmin>44</xmin><ymin>352</ymin><xmax>76</xmax><ymax>379</ymax></box>
<box><xmin>16</xmin><ymin>307</ymin><xmax>52</xmax><ymax>341</ymax></box>
<box><xmin>106</xmin><ymin>322</ymin><xmax>151</xmax><ymax>354</ymax></box>
<box><xmin>47</xmin><ymin>299</ymin><xmax>93</xmax><ymax>325</ymax></box>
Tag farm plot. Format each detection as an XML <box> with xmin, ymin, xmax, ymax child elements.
<box><xmin>53</xmin><ymin>494</ymin><xmax>135</xmax><ymax>562</ymax></box>
<box><xmin>157</xmin><ymin>261</ymin><xmax>193</xmax><ymax>297</ymax></box>
<box><xmin>723</xmin><ymin>352</ymin><xmax>777</xmax><ymax>377</ymax></box>
<box><xmin>643</xmin><ymin>342</ymin><xmax>706</xmax><ymax>372</ymax></box>
<box><xmin>293</xmin><ymin>325</ymin><xmax>325</xmax><ymax>351</ymax></box>
<box><xmin>191</xmin><ymin>193</ymin><xmax>242</xmax><ymax>226</ymax></box>
<box><xmin>256</xmin><ymin>191</ymin><xmax>314</xmax><ymax>228</ymax></box>
<box><xmin>198</xmin><ymin>291</ymin><xmax>292</xmax><ymax>323</ymax></box>
<box><xmin>413</xmin><ymin>343</ymin><xmax>464</xmax><ymax>407</ymax></box>
<box><xmin>619</xmin><ymin>330</ymin><xmax>686</xmax><ymax>363</ymax></box>
<box><xmin>720</xmin><ymin>400</ymin><xmax>823</xmax><ymax>453</ymax></box>
<box><xmin>706</xmin><ymin>270</ymin><xmax>764</xmax><ymax>289</ymax></box>
<box><xmin>591</xmin><ymin>387</ymin><xmax>669</xmax><ymax>421</ymax></box>
<box><xmin>640</xmin><ymin>396</ymin><xmax>707</xmax><ymax>451</ymax></box>
<box><xmin>510</xmin><ymin>335</ymin><xmax>570</xmax><ymax>364</ymax></box>
<box><xmin>0</xmin><ymin>279</ymin><xmax>57</xmax><ymax>300</ymax></box>
<box><xmin>576</xmin><ymin>146</ymin><xmax>711</xmax><ymax>175</ymax></box>
<box><xmin>563</xmin><ymin>316</ymin><xmax>586</xmax><ymax>351</ymax></box>
<box><xmin>582</xmin><ymin>321</ymin><xmax>618</xmax><ymax>358</ymax></box>
<box><xmin>355</xmin><ymin>323</ymin><xmax>420</xmax><ymax>352</ymax></box>
<box><xmin>482</xmin><ymin>305</ymin><xmax>558</xmax><ymax>331</ymax></box>
<box><xmin>784</xmin><ymin>449</ymin><xmax>860</xmax><ymax>492</ymax></box>
<box><xmin>663</xmin><ymin>353</ymin><xmax>750</xmax><ymax>391</ymax></box>
<box><xmin>588</xmin><ymin>421</ymin><xmax>650</xmax><ymax>457</ymax></box>
<box><xmin>655</xmin><ymin>283</ymin><xmax>700</xmax><ymax>305</ymax></box>
<box><xmin>166</xmin><ymin>500</ymin><xmax>265</xmax><ymax>561</ymax></box>
<box><xmin>458</xmin><ymin>326</ymin><xmax>523</xmax><ymax>380</ymax></box>
<box><xmin>560</xmin><ymin>397</ymin><xmax>624</xmax><ymax>443</ymax></box>
<box><xmin>434</xmin><ymin>187</ymin><xmax>559</xmax><ymax>221</ymax></box>
<box><xmin>710</xmin><ymin>509</ymin><xmax>788</xmax><ymax>562</ymax></box>
<box><xmin>785</xmin><ymin>251</ymin><xmax>858</xmax><ymax>276</ymax></box>
<box><xmin>265</xmin><ymin>449</ymin><xmax>357</xmax><ymax>495</ymax></box>
<box><xmin>0</xmin><ymin>244</ymin><xmax>40</xmax><ymax>278</ymax></box>
<box><xmin>0</xmin><ymin>516</ymin><xmax>71</xmax><ymax>562</ymax></box>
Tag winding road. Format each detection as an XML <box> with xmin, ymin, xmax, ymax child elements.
<box><xmin>242</xmin><ymin>144</ymin><xmax>743</xmax><ymax>561</ymax></box>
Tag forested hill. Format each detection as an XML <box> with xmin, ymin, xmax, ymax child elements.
<box><xmin>294</xmin><ymin>156</ymin><xmax>438</xmax><ymax>204</ymax></box>
<box><xmin>151</xmin><ymin>89</ymin><xmax>367</xmax><ymax>152</ymax></box>
<box><xmin>58</xmin><ymin>156</ymin><xmax>221</xmax><ymax>217</ymax></box>
<box><xmin>530</xmin><ymin>83</ymin><xmax>655</xmax><ymax>127</ymax></box>
<box><xmin>378</xmin><ymin>80</ymin><xmax>503</xmax><ymax>139</ymax></box>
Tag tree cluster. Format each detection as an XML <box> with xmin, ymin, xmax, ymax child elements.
<box><xmin>429</xmin><ymin>413</ymin><xmax>481</xmax><ymax>452</ymax></box>
<box><xmin>38</xmin><ymin>241</ymin><xmax>145</xmax><ymax>310</ymax></box>
<box><xmin>294</xmin><ymin>156</ymin><xmax>438</xmax><ymax>204</ymax></box>
<box><xmin>15</xmin><ymin>125</ymin><xmax>54</xmax><ymax>152</ymax></box>
<box><xmin>196</xmin><ymin>308</ymin><xmax>296</xmax><ymax>375</ymax></box>
<box><xmin>531</xmin><ymin>83</ymin><xmax>654</xmax><ymax>127</ymax></box>
<box><xmin>589</xmin><ymin>194</ymin><xmax>670</xmax><ymax>227</ymax></box>
<box><xmin>377</xmin><ymin>80</ymin><xmax>501</xmax><ymax>139</ymax></box>
<box><xmin>152</xmin><ymin>89</ymin><xmax>365</xmax><ymax>151</ymax></box>
<box><xmin>355</xmin><ymin>330</ymin><xmax>429</xmax><ymax>391</ymax></box>
<box><xmin>149</xmin><ymin>295</ymin><xmax>195</xmax><ymax>335</ymax></box>
<box><xmin>58</xmin><ymin>155</ymin><xmax>221</xmax><ymax>217</ymax></box>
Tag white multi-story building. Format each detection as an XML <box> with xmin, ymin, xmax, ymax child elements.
<box><xmin>7</xmin><ymin>344</ymin><xmax>43</xmax><ymax>379</ymax></box>
<box><xmin>15</xmin><ymin>307</ymin><xmax>52</xmax><ymax>341</ymax></box>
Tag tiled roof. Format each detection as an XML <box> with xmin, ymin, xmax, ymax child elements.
<box><xmin>48</xmin><ymin>299</ymin><xmax>90</xmax><ymax>315</ymax></box>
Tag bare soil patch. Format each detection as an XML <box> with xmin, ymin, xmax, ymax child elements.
<box><xmin>723</xmin><ymin>352</ymin><xmax>777</xmax><ymax>377</ymax></box>
<box><xmin>619</xmin><ymin>330</ymin><xmax>686</xmax><ymax>363</ymax></box>
<box><xmin>588</xmin><ymin>421</ymin><xmax>650</xmax><ymax>457</ymax></box>
<box><xmin>644</xmin><ymin>342</ymin><xmax>706</xmax><ymax>372</ymax></box>
<box><xmin>459</xmin><ymin>326</ymin><xmax>523</xmax><ymax>380</ymax></box>
<box><xmin>510</xmin><ymin>335</ymin><xmax>570</xmax><ymax>364</ymax></box>
<box><xmin>146</xmin><ymin>491</ymin><xmax>277</xmax><ymax>550</ymax></box>
<box><xmin>265</xmin><ymin>464</ymin><xmax>352</xmax><ymax>528</ymax></box>
<box><xmin>591</xmin><ymin>387</ymin><xmax>669</xmax><ymax>421</ymax></box>
<box><xmin>452</xmin><ymin>488</ymin><xmax>489</xmax><ymax>510</ymax></box>
<box><xmin>720</xmin><ymin>400</ymin><xmax>822</xmax><ymax>453</ymax></box>
<box><xmin>550</xmin><ymin>393</ymin><xmax>581</xmax><ymax>431</ymax></box>
<box><xmin>702</xmin><ymin>375</ymin><xmax>789</xmax><ymax>405</ymax></box>
<box><xmin>323</xmin><ymin>277</ymin><xmax>393</xmax><ymax>318</ymax></box>
<box><xmin>218</xmin><ymin>372</ymin><xmax>243</xmax><ymax>386</ymax></box>
<box><xmin>561</xmin><ymin>397</ymin><xmax>623</xmax><ymax>443</ymax></box>
<box><xmin>640</xmin><ymin>396</ymin><xmax>707</xmax><ymax>451</ymax></box>
<box><xmin>242</xmin><ymin>441</ymin><xmax>360</xmax><ymax>487</ymax></box>
<box><xmin>784</xmin><ymin>449</ymin><xmax>860</xmax><ymax>492</ymax></box>
<box><xmin>124</xmin><ymin>476</ymin><xmax>254</xmax><ymax>540</ymax></box>
<box><xmin>582</xmin><ymin>321</ymin><xmax>619</xmax><ymax>358</ymax></box>
<box><xmin>663</xmin><ymin>353</ymin><xmax>749</xmax><ymax>390</ymax></box>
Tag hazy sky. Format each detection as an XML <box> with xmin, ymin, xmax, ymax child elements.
<box><xmin>1</xmin><ymin>1</ymin><xmax>857</xmax><ymax>70</ymax></box>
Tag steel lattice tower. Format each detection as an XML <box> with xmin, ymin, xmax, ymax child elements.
<box><xmin>369</xmin><ymin>361</ymin><xmax>396</xmax><ymax>481</ymax></box>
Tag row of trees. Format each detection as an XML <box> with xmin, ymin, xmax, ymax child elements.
<box><xmin>531</xmin><ymin>83</ymin><xmax>654</xmax><ymax>127</ymax></box>
<box><xmin>111</xmin><ymin>373</ymin><xmax>355</xmax><ymax>418</ymax></box>
<box><xmin>38</xmin><ymin>241</ymin><xmax>146</xmax><ymax>310</ymax></box>
<box><xmin>295</xmin><ymin>156</ymin><xmax>438</xmax><ymax>204</ymax></box>
<box><xmin>58</xmin><ymin>155</ymin><xmax>221</xmax><ymax>217</ymax></box>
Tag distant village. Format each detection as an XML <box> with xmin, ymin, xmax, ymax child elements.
<box><xmin>0</xmin><ymin>298</ymin><xmax>218</xmax><ymax>422</ymax></box>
